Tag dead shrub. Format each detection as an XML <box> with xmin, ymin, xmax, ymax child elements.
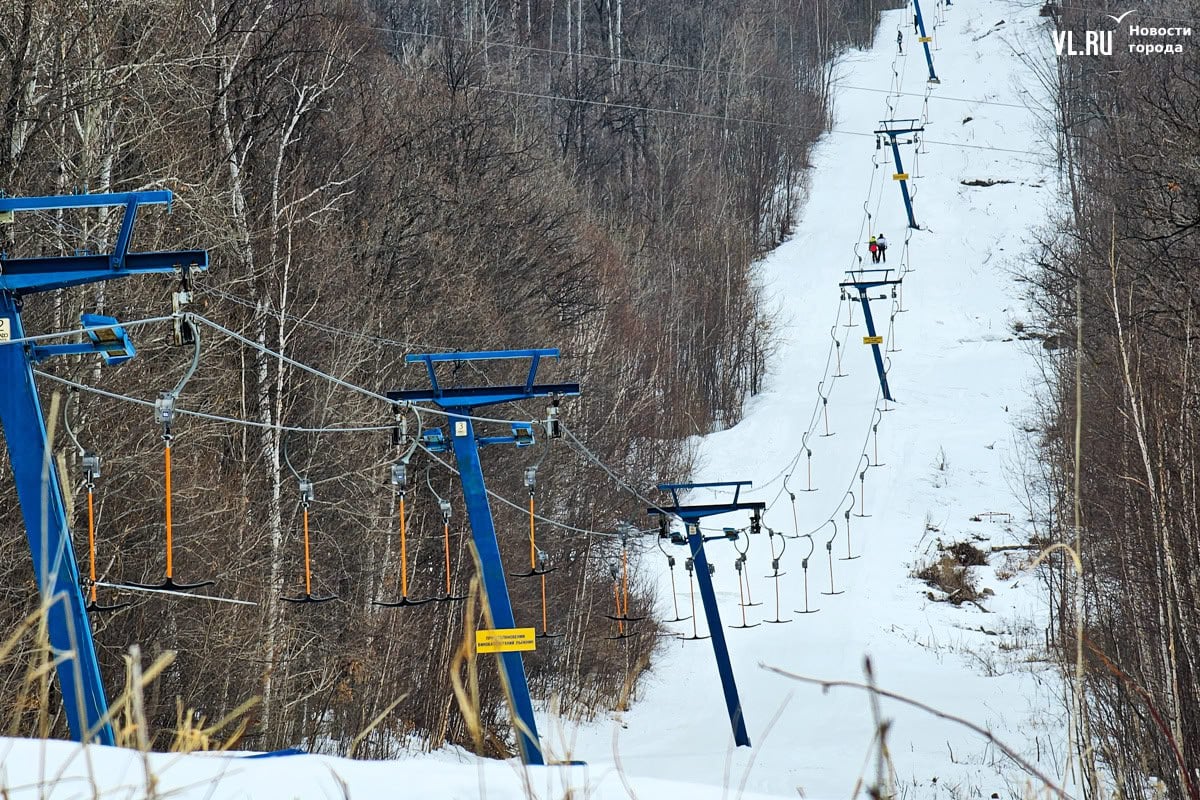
<box><xmin>913</xmin><ymin>540</ymin><xmax>990</xmax><ymax>605</ymax></box>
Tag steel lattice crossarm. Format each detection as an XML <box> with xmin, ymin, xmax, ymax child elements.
<box><xmin>648</xmin><ymin>481</ymin><xmax>764</xmax><ymax>748</ymax></box>
<box><xmin>0</xmin><ymin>190</ymin><xmax>208</xmax><ymax>747</ymax></box>
<box><xmin>388</xmin><ymin>348</ymin><xmax>579</xmax><ymax>766</ymax></box>
<box><xmin>840</xmin><ymin>269</ymin><xmax>903</xmax><ymax>402</ymax></box>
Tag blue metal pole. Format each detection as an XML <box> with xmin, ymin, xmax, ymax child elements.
<box><xmin>888</xmin><ymin>135</ymin><xmax>919</xmax><ymax>230</ymax></box>
<box><xmin>0</xmin><ymin>294</ymin><xmax>115</xmax><ymax>745</ymax></box>
<box><xmin>855</xmin><ymin>289</ymin><xmax>894</xmax><ymax>402</ymax></box>
<box><xmin>912</xmin><ymin>0</ymin><xmax>940</xmax><ymax>83</ymax></box>
<box><xmin>685</xmin><ymin>522</ymin><xmax>751</xmax><ymax>747</ymax></box>
<box><xmin>447</xmin><ymin>412</ymin><xmax>545</xmax><ymax>765</ymax></box>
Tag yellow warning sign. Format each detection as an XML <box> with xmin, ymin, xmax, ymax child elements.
<box><xmin>863</xmin><ymin>336</ymin><xmax>884</xmax><ymax>345</ymax></box>
<box><xmin>476</xmin><ymin>627</ymin><xmax>536</xmax><ymax>653</ymax></box>
<box><xmin>919</xmin><ymin>36</ymin><xmax>933</xmax><ymax>43</ymax></box>
<box><xmin>893</xmin><ymin>173</ymin><xmax>909</xmax><ymax>181</ymax></box>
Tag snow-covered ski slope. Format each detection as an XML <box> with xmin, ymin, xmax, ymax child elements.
<box><xmin>0</xmin><ymin>3</ymin><xmax>1070</xmax><ymax>798</ymax></box>
<box><xmin>563</xmin><ymin>2</ymin><xmax>1068</xmax><ymax>797</ymax></box>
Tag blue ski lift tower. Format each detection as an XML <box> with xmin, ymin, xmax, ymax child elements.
<box><xmin>0</xmin><ymin>190</ymin><xmax>208</xmax><ymax>745</ymax></box>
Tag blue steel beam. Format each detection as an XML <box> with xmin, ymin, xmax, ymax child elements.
<box><xmin>0</xmin><ymin>190</ymin><xmax>173</xmax><ymax>212</ymax></box>
<box><xmin>850</xmin><ymin>287</ymin><xmax>894</xmax><ymax>402</ymax></box>
<box><xmin>389</xmin><ymin>349</ymin><xmax>578</xmax><ymax>766</ymax></box>
<box><xmin>653</xmin><ymin>502</ymin><xmax>765</xmax><ymax>517</ymax></box>
<box><xmin>448</xmin><ymin>413</ymin><xmax>544</xmax><ymax>764</ymax></box>
<box><xmin>887</xmin><ymin>134</ymin><xmax>918</xmax><ymax>230</ymax></box>
<box><xmin>0</xmin><ymin>296</ymin><xmax>114</xmax><ymax>745</ymax></box>
<box><xmin>109</xmin><ymin>200</ymin><xmax>139</xmax><ymax>269</ymax></box>
<box><xmin>0</xmin><ymin>190</ymin><xmax>207</xmax><ymax>746</ymax></box>
<box><xmin>874</xmin><ymin>121</ymin><xmax>924</xmax><ymax>230</ymax></box>
<box><xmin>685</xmin><ymin>524</ymin><xmax>750</xmax><ymax>746</ymax></box>
<box><xmin>648</xmin><ymin>487</ymin><xmax>764</xmax><ymax>748</ymax></box>
<box><xmin>391</xmin><ymin>383</ymin><xmax>580</xmax><ymax>408</ymax></box>
<box><xmin>912</xmin><ymin>0</ymin><xmax>940</xmax><ymax>83</ymax></box>
<box><xmin>0</xmin><ymin>250</ymin><xmax>209</xmax><ymax>294</ymax></box>
<box><xmin>404</xmin><ymin>348</ymin><xmax>561</xmax><ymax>364</ymax></box>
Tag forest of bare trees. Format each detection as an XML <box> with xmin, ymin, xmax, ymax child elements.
<box><xmin>1031</xmin><ymin>2</ymin><xmax>1200</xmax><ymax>795</ymax></box>
<box><xmin>0</xmin><ymin>0</ymin><xmax>901</xmax><ymax>758</ymax></box>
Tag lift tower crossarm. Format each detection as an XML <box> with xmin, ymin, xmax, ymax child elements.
<box><xmin>648</xmin><ymin>481</ymin><xmax>764</xmax><ymax>748</ymax></box>
<box><xmin>840</xmin><ymin>271</ymin><xmax>902</xmax><ymax>402</ymax></box>
<box><xmin>0</xmin><ymin>192</ymin><xmax>208</xmax><ymax>294</ymax></box>
<box><xmin>0</xmin><ymin>190</ymin><xmax>208</xmax><ymax>747</ymax></box>
<box><xmin>389</xmin><ymin>348</ymin><xmax>579</xmax><ymax>766</ymax></box>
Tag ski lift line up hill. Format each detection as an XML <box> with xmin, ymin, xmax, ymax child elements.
<box><xmin>0</xmin><ymin>0</ymin><xmax>954</xmax><ymax>769</ymax></box>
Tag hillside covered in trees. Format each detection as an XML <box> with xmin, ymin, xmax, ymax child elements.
<box><xmin>0</xmin><ymin>0</ymin><xmax>903</xmax><ymax>757</ymax></box>
<box><xmin>1032</xmin><ymin>2</ymin><xmax>1200</xmax><ymax>795</ymax></box>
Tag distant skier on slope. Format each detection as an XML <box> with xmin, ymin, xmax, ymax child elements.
<box><xmin>876</xmin><ymin>233</ymin><xmax>889</xmax><ymax>263</ymax></box>
<box><xmin>869</xmin><ymin>235</ymin><xmax>880</xmax><ymax>263</ymax></box>
<box><xmin>897</xmin><ymin>31</ymin><xmax>904</xmax><ymax>53</ymax></box>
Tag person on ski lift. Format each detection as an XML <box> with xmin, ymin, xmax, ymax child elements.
<box><xmin>869</xmin><ymin>235</ymin><xmax>880</xmax><ymax>263</ymax></box>
<box><xmin>876</xmin><ymin>233</ymin><xmax>889</xmax><ymax>263</ymax></box>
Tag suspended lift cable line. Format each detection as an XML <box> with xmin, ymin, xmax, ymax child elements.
<box><xmin>744</xmin><ymin>112</ymin><xmax>896</xmax><ymax>507</ymax></box>
<box><xmin>189</xmin><ymin>311</ymin><xmax>703</xmax><ymax>528</ymax></box>
<box><xmin>197</xmin><ymin>283</ymin><xmax>458</xmax><ymax>352</ymax></box>
<box><xmin>371</xmin><ymin>24</ymin><xmax>1046</xmax><ymax>111</ymax></box>
<box><xmin>0</xmin><ymin>315</ymin><xmax>177</xmax><ymax>348</ymax></box>
<box><xmin>35</xmin><ymin>372</ymin><xmax>394</xmax><ymax>433</ymax></box>
<box><xmin>388</xmin><ymin>76</ymin><xmax>1044</xmax><ymax>156</ymax></box>
<box><xmin>189</xmin><ymin>313</ymin><xmax>549</xmax><ymax>428</ymax></box>
<box><xmin>415</xmin><ymin>440</ymin><xmax>645</xmax><ymax>541</ymax></box>
<box><xmin>41</xmin><ymin>339</ymin><xmax>648</xmax><ymax>543</ymax></box>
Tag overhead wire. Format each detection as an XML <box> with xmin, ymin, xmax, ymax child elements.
<box><xmin>34</xmin><ymin>371</ymin><xmax>394</xmax><ymax>433</ymax></box>
<box><xmin>188</xmin><ymin>313</ymin><xmax>535</xmax><ymax>428</ymax></box>
<box><xmin>198</xmin><ymin>282</ymin><xmax>457</xmax><ymax>352</ymax></box>
<box><xmin>414</xmin><ymin>439</ymin><xmax>641</xmax><ymax>541</ymax></box>
<box><xmin>369</xmin><ymin>23</ymin><xmax>1043</xmax><ymax>111</ymax></box>
<box><xmin>0</xmin><ymin>315</ymin><xmax>177</xmax><ymax>348</ymax></box>
<box><xmin>30</xmin><ymin>315</ymin><xmax>662</xmax><ymax>542</ymax></box>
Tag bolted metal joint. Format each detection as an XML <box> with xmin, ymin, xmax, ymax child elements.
<box><xmin>82</xmin><ymin>452</ymin><xmax>101</xmax><ymax>481</ymax></box>
<box><xmin>154</xmin><ymin>392</ymin><xmax>177</xmax><ymax>429</ymax></box>
<box><xmin>391</xmin><ymin>463</ymin><xmax>407</xmax><ymax>489</ymax></box>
